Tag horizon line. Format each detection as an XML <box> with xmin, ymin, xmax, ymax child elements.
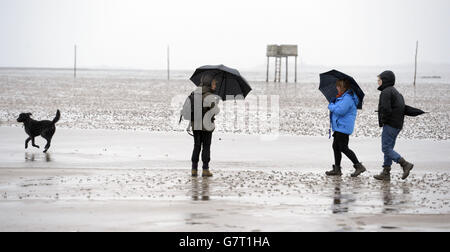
<box><xmin>1</xmin><ymin>61</ymin><xmax>450</xmax><ymax>72</ymax></box>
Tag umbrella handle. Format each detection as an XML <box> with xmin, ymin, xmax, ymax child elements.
<box><xmin>186</xmin><ymin>123</ymin><xmax>194</xmax><ymax>137</ymax></box>
<box><xmin>329</xmin><ymin>112</ymin><xmax>332</xmax><ymax>139</ymax></box>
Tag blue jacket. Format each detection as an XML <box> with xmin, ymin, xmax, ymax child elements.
<box><xmin>328</xmin><ymin>90</ymin><xmax>359</xmax><ymax>135</ymax></box>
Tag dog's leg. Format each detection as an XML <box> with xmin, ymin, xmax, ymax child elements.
<box><xmin>42</xmin><ymin>127</ymin><xmax>55</xmax><ymax>153</ymax></box>
<box><xmin>43</xmin><ymin>138</ymin><xmax>51</xmax><ymax>153</ymax></box>
<box><xmin>31</xmin><ymin>138</ymin><xmax>40</xmax><ymax>149</ymax></box>
<box><xmin>25</xmin><ymin>137</ymin><xmax>31</xmax><ymax>149</ymax></box>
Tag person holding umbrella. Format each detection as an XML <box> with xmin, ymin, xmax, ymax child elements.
<box><xmin>374</xmin><ymin>70</ymin><xmax>414</xmax><ymax>181</ymax></box>
<box><xmin>190</xmin><ymin>72</ymin><xmax>221</xmax><ymax>177</ymax></box>
<box><xmin>186</xmin><ymin>65</ymin><xmax>253</xmax><ymax>177</ymax></box>
<box><xmin>326</xmin><ymin>79</ymin><xmax>366</xmax><ymax>177</ymax></box>
<box><xmin>320</xmin><ymin>70</ymin><xmax>366</xmax><ymax>177</ymax></box>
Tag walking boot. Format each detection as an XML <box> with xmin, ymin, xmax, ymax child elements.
<box><xmin>192</xmin><ymin>163</ymin><xmax>198</xmax><ymax>177</ymax></box>
<box><xmin>202</xmin><ymin>169</ymin><xmax>213</xmax><ymax>177</ymax></box>
<box><xmin>399</xmin><ymin>158</ymin><xmax>414</xmax><ymax>180</ymax></box>
<box><xmin>326</xmin><ymin>165</ymin><xmax>342</xmax><ymax>176</ymax></box>
<box><xmin>351</xmin><ymin>163</ymin><xmax>367</xmax><ymax>177</ymax></box>
<box><xmin>374</xmin><ymin>166</ymin><xmax>391</xmax><ymax>181</ymax></box>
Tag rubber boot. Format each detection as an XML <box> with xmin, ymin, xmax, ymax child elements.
<box><xmin>374</xmin><ymin>166</ymin><xmax>391</xmax><ymax>181</ymax></box>
<box><xmin>399</xmin><ymin>158</ymin><xmax>414</xmax><ymax>180</ymax></box>
<box><xmin>202</xmin><ymin>169</ymin><xmax>213</xmax><ymax>177</ymax></box>
<box><xmin>326</xmin><ymin>165</ymin><xmax>342</xmax><ymax>176</ymax></box>
<box><xmin>351</xmin><ymin>163</ymin><xmax>367</xmax><ymax>177</ymax></box>
<box><xmin>192</xmin><ymin>163</ymin><xmax>198</xmax><ymax>177</ymax></box>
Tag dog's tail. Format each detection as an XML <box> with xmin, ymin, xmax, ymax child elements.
<box><xmin>52</xmin><ymin>110</ymin><xmax>61</xmax><ymax>124</ymax></box>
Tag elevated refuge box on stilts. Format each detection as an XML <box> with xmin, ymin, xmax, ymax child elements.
<box><xmin>266</xmin><ymin>45</ymin><xmax>298</xmax><ymax>83</ymax></box>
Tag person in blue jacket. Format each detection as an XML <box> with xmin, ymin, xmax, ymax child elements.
<box><xmin>326</xmin><ymin>79</ymin><xmax>366</xmax><ymax>177</ymax></box>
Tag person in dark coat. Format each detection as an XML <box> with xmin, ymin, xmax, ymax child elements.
<box><xmin>191</xmin><ymin>72</ymin><xmax>221</xmax><ymax>177</ymax></box>
<box><xmin>326</xmin><ymin>79</ymin><xmax>366</xmax><ymax>177</ymax></box>
<box><xmin>374</xmin><ymin>71</ymin><xmax>414</xmax><ymax>181</ymax></box>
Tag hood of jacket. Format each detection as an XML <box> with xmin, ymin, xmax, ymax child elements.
<box><xmin>349</xmin><ymin>90</ymin><xmax>359</xmax><ymax>106</ymax></box>
<box><xmin>340</xmin><ymin>90</ymin><xmax>359</xmax><ymax>106</ymax></box>
<box><xmin>378</xmin><ymin>70</ymin><xmax>396</xmax><ymax>91</ymax></box>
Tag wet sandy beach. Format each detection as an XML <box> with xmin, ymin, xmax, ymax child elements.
<box><xmin>0</xmin><ymin>127</ymin><xmax>449</xmax><ymax>231</ymax></box>
<box><xmin>2</xmin><ymin>0</ymin><xmax>450</xmax><ymax>233</ymax></box>
<box><xmin>1</xmin><ymin>72</ymin><xmax>449</xmax><ymax>140</ymax></box>
<box><xmin>1</xmin><ymin>69</ymin><xmax>449</xmax><ymax>231</ymax></box>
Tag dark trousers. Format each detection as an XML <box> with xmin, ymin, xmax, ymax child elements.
<box><xmin>191</xmin><ymin>131</ymin><xmax>212</xmax><ymax>170</ymax></box>
<box><xmin>333</xmin><ymin>131</ymin><xmax>360</xmax><ymax>167</ymax></box>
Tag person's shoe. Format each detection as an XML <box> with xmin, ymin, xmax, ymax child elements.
<box><xmin>351</xmin><ymin>163</ymin><xmax>367</xmax><ymax>177</ymax></box>
<box><xmin>192</xmin><ymin>163</ymin><xmax>199</xmax><ymax>177</ymax></box>
<box><xmin>326</xmin><ymin>165</ymin><xmax>342</xmax><ymax>176</ymax></box>
<box><xmin>202</xmin><ymin>170</ymin><xmax>213</xmax><ymax>177</ymax></box>
<box><xmin>399</xmin><ymin>158</ymin><xmax>414</xmax><ymax>180</ymax></box>
<box><xmin>374</xmin><ymin>166</ymin><xmax>391</xmax><ymax>181</ymax></box>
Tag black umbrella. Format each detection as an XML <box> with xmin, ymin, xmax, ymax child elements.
<box><xmin>319</xmin><ymin>70</ymin><xmax>365</xmax><ymax>110</ymax></box>
<box><xmin>405</xmin><ymin>105</ymin><xmax>427</xmax><ymax>117</ymax></box>
<box><xmin>190</xmin><ymin>65</ymin><xmax>252</xmax><ymax>101</ymax></box>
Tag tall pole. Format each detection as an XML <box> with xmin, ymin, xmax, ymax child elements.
<box><xmin>74</xmin><ymin>44</ymin><xmax>77</xmax><ymax>78</ymax></box>
<box><xmin>285</xmin><ymin>56</ymin><xmax>288</xmax><ymax>83</ymax></box>
<box><xmin>414</xmin><ymin>41</ymin><xmax>418</xmax><ymax>87</ymax></box>
<box><xmin>274</xmin><ymin>57</ymin><xmax>277</xmax><ymax>83</ymax></box>
<box><xmin>167</xmin><ymin>45</ymin><xmax>170</xmax><ymax>81</ymax></box>
<box><xmin>295</xmin><ymin>56</ymin><xmax>298</xmax><ymax>83</ymax></box>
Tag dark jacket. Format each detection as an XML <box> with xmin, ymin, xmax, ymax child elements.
<box><xmin>190</xmin><ymin>85</ymin><xmax>219</xmax><ymax>132</ymax></box>
<box><xmin>378</xmin><ymin>71</ymin><xmax>405</xmax><ymax>129</ymax></box>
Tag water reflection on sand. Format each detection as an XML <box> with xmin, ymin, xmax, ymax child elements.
<box><xmin>25</xmin><ymin>152</ymin><xmax>52</xmax><ymax>162</ymax></box>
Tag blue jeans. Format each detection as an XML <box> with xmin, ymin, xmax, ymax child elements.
<box><xmin>382</xmin><ymin>125</ymin><xmax>402</xmax><ymax>167</ymax></box>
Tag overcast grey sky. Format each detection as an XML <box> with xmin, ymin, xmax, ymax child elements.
<box><xmin>0</xmin><ymin>0</ymin><xmax>449</xmax><ymax>69</ymax></box>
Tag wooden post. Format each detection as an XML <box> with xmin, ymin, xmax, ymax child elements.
<box><xmin>279</xmin><ymin>57</ymin><xmax>282</xmax><ymax>83</ymax></box>
<box><xmin>274</xmin><ymin>57</ymin><xmax>277</xmax><ymax>83</ymax></box>
<box><xmin>266</xmin><ymin>56</ymin><xmax>269</xmax><ymax>82</ymax></box>
<box><xmin>74</xmin><ymin>45</ymin><xmax>77</xmax><ymax>78</ymax></box>
<box><xmin>167</xmin><ymin>45</ymin><xmax>170</xmax><ymax>81</ymax></box>
<box><xmin>414</xmin><ymin>41</ymin><xmax>418</xmax><ymax>87</ymax></box>
<box><xmin>295</xmin><ymin>56</ymin><xmax>298</xmax><ymax>83</ymax></box>
<box><xmin>285</xmin><ymin>57</ymin><xmax>288</xmax><ymax>83</ymax></box>
<box><xmin>278</xmin><ymin>57</ymin><xmax>281</xmax><ymax>83</ymax></box>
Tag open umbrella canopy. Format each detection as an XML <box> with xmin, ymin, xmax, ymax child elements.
<box><xmin>190</xmin><ymin>65</ymin><xmax>252</xmax><ymax>101</ymax></box>
<box><xmin>319</xmin><ymin>70</ymin><xmax>365</xmax><ymax>110</ymax></box>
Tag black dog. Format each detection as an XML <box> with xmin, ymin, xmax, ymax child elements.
<box><xmin>17</xmin><ymin>110</ymin><xmax>61</xmax><ymax>153</ymax></box>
